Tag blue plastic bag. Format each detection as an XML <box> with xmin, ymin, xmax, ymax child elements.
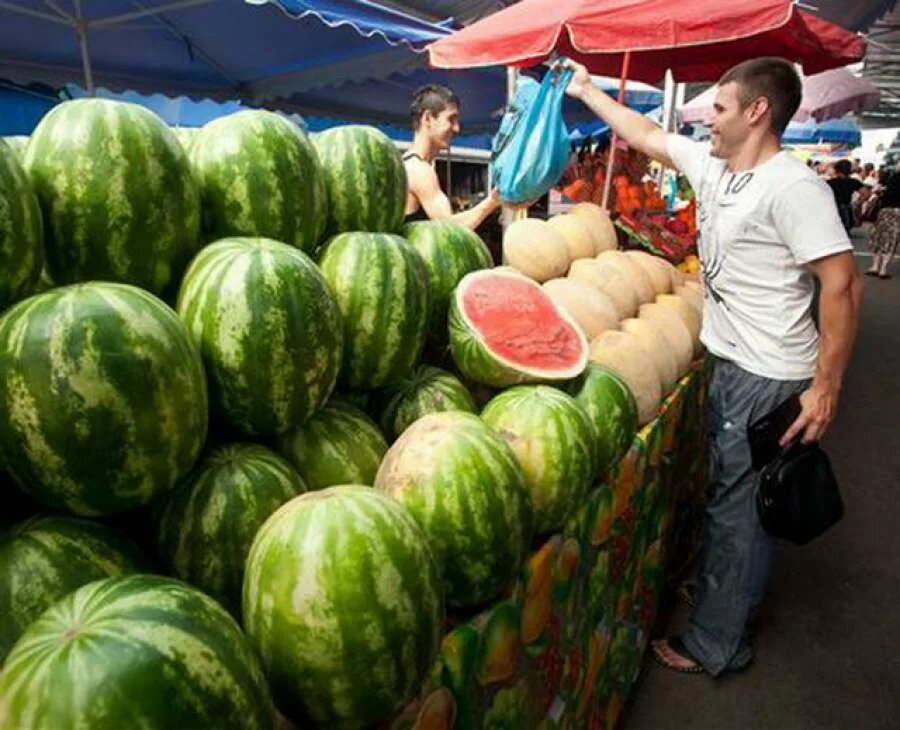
<box><xmin>491</xmin><ymin>66</ymin><xmax>574</xmax><ymax>204</ymax></box>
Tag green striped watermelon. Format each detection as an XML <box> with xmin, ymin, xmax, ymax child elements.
<box><xmin>449</xmin><ymin>269</ymin><xmax>588</xmax><ymax>387</ymax></box>
<box><xmin>1</xmin><ymin>136</ymin><xmax>29</xmax><ymax>162</ymax></box>
<box><xmin>375</xmin><ymin>411</ymin><xmax>532</xmax><ymax>607</ymax></box>
<box><xmin>172</xmin><ymin>126</ymin><xmax>198</xmax><ymax>151</ymax></box>
<box><xmin>0</xmin><ymin>515</ymin><xmax>147</xmax><ymax>662</ymax></box>
<box><xmin>403</xmin><ymin>220</ymin><xmax>493</xmax><ymax>338</ymax></box>
<box><xmin>0</xmin><ymin>141</ymin><xmax>42</xmax><ymax>312</ymax></box>
<box><xmin>312</xmin><ymin>125</ymin><xmax>406</xmax><ymax>235</ymax></box>
<box><xmin>156</xmin><ymin>444</ymin><xmax>306</xmax><ymax>617</ymax></box>
<box><xmin>191</xmin><ymin>111</ymin><xmax>327</xmax><ymax>253</ymax></box>
<box><xmin>243</xmin><ymin>486</ymin><xmax>442</xmax><ymax>728</ymax></box>
<box><xmin>0</xmin><ymin>574</ymin><xmax>275</xmax><ymax>728</ymax></box>
<box><xmin>0</xmin><ymin>282</ymin><xmax>209</xmax><ymax>515</ymax></box>
<box><xmin>376</xmin><ymin>365</ymin><xmax>477</xmax><ymax>441</ymax></box>
<box><xmin>23</xmin><ymin>98</ymin><xmax>200</xmax><ymax>296</ymax></box>
<box><xmin>565</xmin><ymin>363</ymin><xmax>638</xmax><ymax>476</ymax></box>
<box><xmin>481</xmin><ymin>386</ymin><xmax>596</xmax><ymax>535</ymax></box>
<box><xmin>277</xmin><ymin>399</ymin><xmax>387</xmax><ymax>489</ymax></box>
<box><xmin>318</xmin><ymin>232</ymin><xmax>429</xmax><ymax>390</ymax></box>
<box><xmin>177</xmin><ymin>237</ymin><xmax>342</xmax><ymax>436</ymax></box>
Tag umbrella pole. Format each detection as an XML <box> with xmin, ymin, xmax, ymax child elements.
<box><xmin>502</xmin><ymin>67</ymin><xmax>525</xmax><ymax>226</ymax></box>
<box><xmin>74</xmin><ymin>0</ymin><xmax>95</xmax><ymax>95</ymax></box>
<box><xmin>600</xmin><ymin>51</ymin><xmax>631</xmax><ymax>212</ymax></box>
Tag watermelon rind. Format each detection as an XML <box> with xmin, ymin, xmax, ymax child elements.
<box><xmin>0</xmin><ymin>141</ymin><xmax>42</xmax><ymax>312</ymax></box>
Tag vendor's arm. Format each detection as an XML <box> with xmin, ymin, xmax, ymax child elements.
<box><xmin>562</xmin><ymin>59</ymin><xmax>675</xmax><ymax>169</ymax></box>
<box><xmin>407</xmin><ymin>159</ymin><xmax>500</xmax><ymax>230</ymax></box>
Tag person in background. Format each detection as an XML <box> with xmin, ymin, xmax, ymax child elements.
<box><xmin>403</xmin><ymin>84</ymin><xmax>500</xmax><ymax>230</ymax></box>
<box><xmin>865</xmin><ymin>161</ymin><xmax>900</xmax><ymax>279</ymax></box>
<box><xmin>562</xmin><ymin>55</ymin><xmax>862</xmax><ymax>677</ymax></box>
<box><xmin>851</xmin><ymin>158</ymin><xmax>863</xmax><ymax>181</ymax></box>
<box><xmin>827</xmin><ymin>159</ymin><xmax>863</xmax><ymax>233</ymax></box>
<box><xmin>863</xmin><ymin>162</ymin><xmax>877</xmax><ymax>187</ymax></box>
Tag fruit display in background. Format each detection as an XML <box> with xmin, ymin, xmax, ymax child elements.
<box><xmin>449</xmin><ymin>269</ymin><xmax>588</xmax><ymax>388</ymax></box>
<box><xmin>0</xmin><ymin>283</ymin><xmax>208</xmax><ymax>515</ymax></box>
<box><xmin>595</xmin><ymin>250</ymin><xmax>656</xmax><ymax>305</ymax></box>
<box><xmin>0</xmin><ymin>574</ymin><xmax>275</xmax><ymax>729</ymax></box>
<box><xmin>503</xmin><ymin>218</ymin><xmax>569</xmax><ymax>282</ymax></box>
<box><xmin>565</xmin><ymin>363</ymin><xmax>638</xmax><ymax>476</ymax></box>
<box><xmin>243</xmin><ymin>486</ymin><xmax>442</xmax><ymax>729</ymax></box>
<box><xmin>376</xmin><ymin>365</ymin><xmax>477</xmax><ymax>442</ymax></box>
<box><xmin>0</xmin><ymin>141</ymin><xmax>42</xmax><ymax>311</ymax></box>
<box><xmin>277</xmin><ymin>399</ymin><xmax>388</xmax><ymax>489</ymax></box>
<box><xmin>24</xmin><ymin>99</ymin><xmax>200</xmax><ymax>296</ymax></box>
<box><xmin>541</xmin><ymin>278</ymin><xmax>619</xmax><ymax>340</ymax></box>
<box><xmin>375</xmin><ymin>412</ymin><xmax>532</xmax><ymax>607</ymax></box>
<box><xmin>623</xmin><ymin>250</ymin><xmax>672</xmax><ymax>296</ymax></box>
<box><xmin>403</xmin><ymin>219</ymin><xmax>493</xmax><ymax>339</ymax></box>
<box><xmin>177</xmin><ymin>237</ymin><xmax>342</xmax><ymax>436</ymax></box>
<box><xmin>638</xmin><ymin>302</ymin><xmax>694</xmax><ymax>376</ymax></box>
<box><xmin>0</xmin><ymin>515</ymin><xmax>148</xmax><ymax>662</ymax></box>
<box><xmin>313</xmin><ymin>125</ymin><xmax>407</xmax><ymax>235</ymax></box>
<box><xmin>567</xmin><ymin>258</ymin><xmax>638</xmax><ymax>320</ymax></box>
<box><xmin>318</xmin><ymin>232</ymin><xmax>429</xmax><ymax>390</ymax></box>
<box><xmin>547</xmin><ymin>214</ymin><xmax>596</xmax><ymax>260</ymax></box>
<box><xmin>481</xmin><ymin>386</ymin><xmax>595</xmax><ymax>535</ymax></box>
<box><xmin>190</xmin><ymin>111</ymin><xmax>327</xmax><ymax>253</ymax></box>
<box><xmin>156</xmin><ymin>444</ymin><xmax>306</xmax><ymax>617</ymax></box>
<box><xmin>569</xmin><ymin>202</ymin><xmax>618</xmax><ymax>253</ymax></box>
<box><xmin>589</xmin><ymin>330</ymin><xmax>662</xmax><ymax>426</ymax></box>
<box><xmin>620</xmin><ymin>318</ymin><xmax>679</xmax><ymax>394</ymax></box>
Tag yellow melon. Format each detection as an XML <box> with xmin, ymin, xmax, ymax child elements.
<box><xmin>569</xmin><ymin>202</ymin><xmax>617</xmax><ymax>253</ymax></box>
<box><xmin>623</xmin><ymin>250</ymin><xmax>672</xmax><ymax>296</ymax></box>
<box><xmin>638</xmin><ymin>303</ymin><xmax>693</xmax><ymax>376</ymax></box>
<box><xmin>656</xmin><ymin>294</ymin><xmax>702</xmax><ymax>357</ymax></box>
<box><xmin>567</xmin><ymin>258</ymin><xmax>638</xmax><ymax>320</ymax></box>
<box><xmin>547</xmin><ymin>215</ymin><xmax>596</xmax><ymax>261</ymax></box>
<box><xmin>620</xmin><ymin>318</ymin><xmax>679</xmax><ymax>395</ymax></box>
<box><xmin>502</xmin><ymin>218</ymin><xmax>569</xmax><ymax>282</ymax></box>
<box><xmin>542</xmin><ymin>278</ymin><xmax>619</xmax><ymax>340</ymax></box>
<box><xmin>674</xmin><ymin>284</ymin><xmax>703</xmax><ymax>317</ymax></box>
<box><xmin>589</xmin><ymin>330</ymin><xmax>662</xmax><ymax>426</ymax></box>
<box><xmin>595</xmin><ymin>250</ymin><xmax>656</xmax><ymax>305</ymax></box>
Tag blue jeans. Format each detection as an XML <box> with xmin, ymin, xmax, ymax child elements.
<box><xmin>683</xmin><ymin>357</ymin><xmax>811</xmax><ymax>676</ymax></box>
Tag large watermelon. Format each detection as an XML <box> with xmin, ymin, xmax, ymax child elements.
<box><xmin>481</xmin><ymin>386</ymin><xmax>596</xmax><ymax>535</ymax></box>
<box><xmin>0</xmin><ymin>574</ymin><xmax>275</xmax><ymax>728</ymax></box>
<box><xmin>23</xmin><ymin>98</ymin><xmax>200</xmax><ymax>296</ymax></box>
<box><xmin>0</xmin><ymin>141</ymin><xmax>42</xmax><ymax>312</ymax></box>
<box><xmin>449</xmin><ymin>268</ymin><xmax>588</xmax><ymax>387</ymax></box>
<box><xmin>403</xmin><ymin>220</ymin><xmax>493</xmax><ymax>338</ymax></box>
<box><xmin>376</xmin><ymin>364</ymin><xmax>477</xmax><ymax>441</ymax></box>
<box><xmin>156</xmin><ymin>444</ymin><xmax>306</xmax><ymax>617</ymax></box>
<box><xmin>177</xmin><ymin>237</ymin><xmax>342</xmax><ymax>436</ymax></box>
<box><xmin>318</xmin><ymin>232</ymin><xmax>429</xmax><ymax>390</ymax></box>
<box><xmin>243</xmin><ymin>486</ymin><xmax>442</xmax><ymax>728</ymax></box>
<box><xmin>0</xmin><ymin>282</ymin><xmax>209</xmax><ymax>515</ymax></box>
<box><xmin>277</xmin><ymin>399</ymin><xmax>387</xmax><ymax>490</ymax></box>
<box><xmin>1</xmin><ymin>136</ymin><xmax>29</xmax><ymax>162</ymax></box>
<box><xmin>565</xmin><ymin>363</ymin><xmax>639</xmax><ymax>476</ymax></box>
<box><xmin>0</xmin><ymin>515</ymin><xmax>147</xmax><ymax>662</ymax></box>
<box><xmin>312</xmin><ymin>125</ymin><xmax>406</xmax><ymax>235</ymax></box>
<box><xmin>191</xmin><ymin>111</ymin><xmax>327</xmax><ymax>252</ymax></box>
<box><xmin>375</xmin><ymin>411</ymin><xmax>532</xmax><ymax>607</ymax></box>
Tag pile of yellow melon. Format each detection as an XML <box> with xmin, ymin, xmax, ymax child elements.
<box><xmin>502</xmin><ymin>203</ymin><xmax>704</xmax><ymax>426</ymax></box>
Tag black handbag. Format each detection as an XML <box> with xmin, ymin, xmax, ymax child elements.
<box><xmin>748</xmin><ymin>394</ymin><xmax>844</xmax><ymax>545</ymax></box>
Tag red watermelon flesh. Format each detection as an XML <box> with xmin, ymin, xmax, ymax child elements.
<box><xmin>461</xmin><ymin>273</ymin><xmax>586</xmax><ymax>372</ymax></box>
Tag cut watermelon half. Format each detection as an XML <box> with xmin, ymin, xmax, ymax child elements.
<box><xmin>449</xmin><ymin>269</ymin><xmax>589</xmax><ymax>387</ymax></box>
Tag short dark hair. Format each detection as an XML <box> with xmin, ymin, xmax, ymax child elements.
<box><xmin>718</xmin><ymin>57</ymin><xmax>802</xmax><ymax>136</ymax></box>
<box><xmin>834</xmin><ymin>159</ymin><xmax>852</xmax><ymax>176</ymax></box>
<box><xmin>410</xmin><ymin>85</ymin><xmax>459</xmax><ymax>130</ymax></box>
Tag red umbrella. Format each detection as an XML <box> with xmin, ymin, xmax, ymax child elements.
<box><xmin>428</xmin><ymin>0</ymin><xmax>866</xmax><ymax>82</ymax></box>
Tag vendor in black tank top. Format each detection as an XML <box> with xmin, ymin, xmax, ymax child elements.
<box><xmin>404</xmin><ymin>85</ymin><xmax>500</xmax><ymax>230</ymax></box>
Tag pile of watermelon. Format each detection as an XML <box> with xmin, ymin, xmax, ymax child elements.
<box><xmin>0</xmin><ymin>100</ymin><xmax>691</xmax><ymax>728</ymax></box>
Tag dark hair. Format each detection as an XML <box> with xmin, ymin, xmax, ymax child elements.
<box><xmin>410</xmin><ymin>85</ymin><xmax>459</xmax><ymax>130</ymax></box>
<box><xmin>834</xmin><ymin>159</ymin><xmax>852</xmax><ymax>176</ymax></box>
<box><xmin>718</xmin><ymin>57</ymin><xmax>802</xmax><ymax>135</ymax></box>
<box><xmin>864</xmin><ymin>162</ymin><xmax>874</xmax><ymax>173</ymax></box>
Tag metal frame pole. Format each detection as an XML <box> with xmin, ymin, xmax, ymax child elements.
<box><xmin>600</xmin><ymin>50</ymin><xmax>631</xmax><ymax>211</ymax></box>
<box><xmin>73</xmin><ymin>0</ymin><xmax>94</xmax><ymax>94</ymax></box>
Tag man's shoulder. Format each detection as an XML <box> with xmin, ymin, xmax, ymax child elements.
<box><xmin>768</xmin><ymin>153</ymin><xmax>830</xmax><ymax>196</ymax></box>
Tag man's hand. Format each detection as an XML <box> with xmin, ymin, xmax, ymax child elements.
<box><xmin>560</xmin><ymin>59</ymin><xmax>593</xmax><ymax>100</ymax></box>
<box><xmin>779</xmin><ymin>384</ymin><xmax>839</xmax><ymax>447</ymax></box>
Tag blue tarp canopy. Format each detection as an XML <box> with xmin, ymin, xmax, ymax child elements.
<box><xmin>782</xmin><ymin>118</ymin><xmax>862</xmax><ymax>146</ymax></box>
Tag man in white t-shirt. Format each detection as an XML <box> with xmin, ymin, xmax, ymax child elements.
<box><xmin>563</xmin><ymin>57</ymin><xmax>863</xmax><ymax>676</ymax></box>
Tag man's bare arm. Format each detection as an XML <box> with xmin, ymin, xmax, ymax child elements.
<box><xmin>562</xmin><ymin>59</ymin><xmax>675</xmax><ymax>169</ymax></box>
<box><xmin>407</xmin><ymin>161</ymin><xmax>499</xmax><ymax>231</ymax></box>
<box><xmin>781</xmin><ymin>251</ymin><xmax>863</xmax><ymax>445</ymax></box>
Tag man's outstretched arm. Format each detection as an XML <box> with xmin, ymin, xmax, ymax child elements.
<box><xmin>407</xmin><ymin>160</ymin><xmax>499</xmax><ymax>231</ymax></box>
<box><xmin>562</xmin><ymin>59</ymin><xmax>675</xmax><ymax>169</ymax></box>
